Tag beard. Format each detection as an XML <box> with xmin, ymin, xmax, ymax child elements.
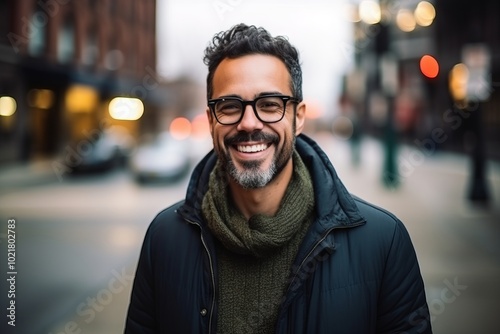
<box><xmin>218</xmin><ymin>129</ymin><xmax>296</xmax><ymax>189</ymax></box>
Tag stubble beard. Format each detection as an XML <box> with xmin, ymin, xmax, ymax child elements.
<box><xmin>220</xmin><ymin>131</ymin><xmax>296</xmax><ymax>189</ymax></box>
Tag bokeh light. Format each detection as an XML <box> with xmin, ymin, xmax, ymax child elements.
<box><xmin>0</xmin><ymin>96</ymin><xmax>17</xmax><ymax>116</ymax></box>
<box><xmin>359</xmin><ymin>1</ymin><xmax>381</xmax><ymax>25</ymax></box>
<box><xmin>108</xmin><ymin>97</ymin><xmax>144</xmax><ymax>120</ymax></box>
<box><xmin>191</xmin><ymin>113</ymin><xmax>210</xmax><ymax>139</ymax></box>
<box><xmin>420</xmin><ymin>54</ymin><xmax>439</xmax><ymax>78</ymax></box>
<box><xmin>396</xmin><ymin>9</ymin><xmax>417</xmax><ymax>32</ymax></box>
<box><xmin>449</xmin><ymin>63</ymin><xmax>469</xmax><ymax>102</ymax></box>
<box><xmin>170</xmin><ymin>117</ymin><xmax>192</xmax><ymax>140</ymax></box>
<box><xmin>415</xmin><ymin>1</ymin><xmax>436</xmax><ymax>27</ymax></box>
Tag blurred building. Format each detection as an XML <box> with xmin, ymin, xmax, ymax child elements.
<box><xmin>342</xmin><ymin>0</ymin><xmax>500</xmax><ymax>160</ymax></box>
<box><xmin>0</xmin><ymin>0</ymin><xmax>159</xmax><ymax>164</ymax></box>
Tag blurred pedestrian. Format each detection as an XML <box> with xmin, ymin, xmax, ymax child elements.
<box><xmin>125</xmin><ymin>23</ymin><xmax>432</xmax><ymax>334</ymax></box>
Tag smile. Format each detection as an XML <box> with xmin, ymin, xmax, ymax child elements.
<box><xmin>236</xmin><ymin>143</ymin><xmax>269</xmax><ymax>153</ymax></box>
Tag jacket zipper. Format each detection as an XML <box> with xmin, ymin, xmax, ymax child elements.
<box><xmin>185</xmin><ymin>218</ymin><xmax>216</xmax><ymax>334</ymax></box>
<box><xmin>277</xmin><ymin>222</ymin><xmax>365</xmax><ymax>331</ymax></box>
<box><xmin>284</xmin><ymin>221</ymin><xmax>365</xmax><ymax>301</ymax></box>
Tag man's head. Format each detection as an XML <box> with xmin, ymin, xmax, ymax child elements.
<box><xmin>203</xmin><ymin>23</ymin><xmax>303</xmax><ymax>102</ymax></box>
<box><xmin>203</xmin><ymin>24</ymin><xmax>306</xmax><ymax>189</ymax></box>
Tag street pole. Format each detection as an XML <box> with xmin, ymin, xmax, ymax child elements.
<box><xmin>382</xmin><ymin>98</ymin><xmax>398</xmax><ymax>188</ymax></box>
<box><xmin>467</xmin><ymin>102</ymin><xmax>490</xmax><ymax>204</ymax></box>
<box><xmin>461</xmin><ymin>44</ymin><xmax>492</xmax><ymax>204</ymax></box>
<box><xmin>380</xmin><ymin>53</ymin><xmax>399</xmax><ymax>188</ymax></box>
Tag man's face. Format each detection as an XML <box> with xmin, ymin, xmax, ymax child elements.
<box><xmin>206</xmin><ymin>54</ymin><xmax>305</xmax><ymax>189</ymax></box>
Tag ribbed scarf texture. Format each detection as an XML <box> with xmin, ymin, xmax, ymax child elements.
<box><xmin>202</xmin><ymin>151</ymin><xmax>315</xmax><ymax>333</ymax></box>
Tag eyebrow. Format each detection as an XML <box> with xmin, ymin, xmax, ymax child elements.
<box><xmin>216</xmin><ymin>91</ymin><xmax>285</xmax><ymax>100</ymax></box>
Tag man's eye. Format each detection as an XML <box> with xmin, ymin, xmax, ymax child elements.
<box><xmin>258</xmin><ymin>99</ymin><xmax>281</xmax><ymax>110</ymax></box>
<box><xmin>218</xmin><ymin>102</ymin><xmax>240</xmax><ymax>112</ymax></box>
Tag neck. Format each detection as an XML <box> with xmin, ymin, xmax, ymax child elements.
<box><xmin>229</xmin><ymin>159</ymin><xmax>294</xmax><ymax>219</ymax></box>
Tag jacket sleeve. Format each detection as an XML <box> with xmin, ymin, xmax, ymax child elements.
<box><xmin>377</xmin><ymin>219</ymin><xmax>432</xmax><ymax>334</ymax></box>
<box><xmin>124</xmin><ymin>222</ymin><xmax>157</xmax><ymax>333</ymax></box>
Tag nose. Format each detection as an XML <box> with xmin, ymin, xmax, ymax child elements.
<box><xmin>236</xmin><ymin>104</ymin><xmax>264</xmax><ymax>132</ymax></box>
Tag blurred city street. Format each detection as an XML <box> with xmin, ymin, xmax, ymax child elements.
<box><xmin>2</xmin><ymin>1</ymin><xmax>500</xmax><ymax>333</ymax></box>
<box><xmin>0</xmin><ymin>133</ymin><xmax>499</xmax><ymax>334</ymax></box>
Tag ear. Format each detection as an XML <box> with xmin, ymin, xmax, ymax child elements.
<box><xmin>294</xmin><ymin>101</ymin><xmax>306</xmax><ymax>135</ymax></box>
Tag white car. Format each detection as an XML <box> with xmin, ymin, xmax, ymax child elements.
<box><xmin>130</xmin><ymin>132</ymin><xmax>191</xmax><ymax>183</ymax></box>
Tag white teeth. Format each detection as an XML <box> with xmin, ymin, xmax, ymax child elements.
<box><xmin>237</xmin><ymin>144</ymin><xmax>267</xmax><ymax>153</ymax></box>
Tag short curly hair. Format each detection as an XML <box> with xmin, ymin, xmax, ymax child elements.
<box><xmin>203</xmin><ymin>23</ymin><xmax>303</xmax><ymax>102</ymax></box>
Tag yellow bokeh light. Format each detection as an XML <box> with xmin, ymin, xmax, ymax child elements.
<box><xmin>359</xmin><ymin>1</ymin><xmax>381</xmax><ymax>25</ymax></box>
<box><xmin>415</xmin><ymin>1</ymin><xmax>436</xmax><ymax>27</ymax></box>
<box><xmin>28</xmin><ymin>89</ymin><xmax>55</xmax><ymax>109</ymax></box>
<box><xmin>0</xmin><ymin>96</ymin><xmax>17</xmax><ymax>116</ymax></box>
<box><xmin>108</xmin><ymin>97</ymin><xmax>144</xmax><ymax>120</ymax></box>
<box><xmin>396</xmin><ymin>9</ymin><xmax>417</xmax><ymax>32</ymax></box>
<box><xmin>449</xmin><ymin>63</ymin><xmax>469</xmax><ymax>102</ymax></box>
<box><xmin>65</xmin><ymin>85</ymin><xmax>98</xmax><ymax>113</ymax></box>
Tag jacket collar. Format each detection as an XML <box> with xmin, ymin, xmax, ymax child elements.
<box><xmin>295</xmin><ymin>134</ymin><xmax>365</xmax><ymax>227</ymax></box>
<box><xmin>178</xmin><ymin>134</ymin><xmax>365</xmax><ymax>231</ymax></box>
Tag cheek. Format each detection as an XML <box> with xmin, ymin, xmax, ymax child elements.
<box><xmin>212</xmin><ymin>127</ymin><xmax>229</xmax><ymax>150</ymax></box>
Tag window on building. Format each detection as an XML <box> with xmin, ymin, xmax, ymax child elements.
<box><xmin>57</xmin><ymin>17</ymin><xmax>75</xmax><ymax>63</ymax></box>
<box><xmin>0</xmin><ymin>0</ymin><xmax>10</xmax><ymax>45</ymax></box>
<box><xmin>82</xmin><ymin>27</ymin><xmax>99</xmax><ymax>66</ymax></box>
<box><xmin>28</xmin><ymin>10</ymin><xmax>47</xmax><ymax>56</ymax></box>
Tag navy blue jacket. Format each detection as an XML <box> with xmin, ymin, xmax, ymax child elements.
<box><xmin>125</xmin><ymin>134</ymin><xmax>432</xmax><ymax>333</ymax></box>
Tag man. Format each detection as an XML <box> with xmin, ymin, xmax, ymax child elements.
<box><xmin>125</xmin><ymin>24</ymin><xmax>432</xmax><ymax>333</ymax></box>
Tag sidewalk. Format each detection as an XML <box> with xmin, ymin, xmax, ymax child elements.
<box><xmin>0</xmin><ymin>159</ymin><xmax>59</xmax><ymax>192</ymax></box>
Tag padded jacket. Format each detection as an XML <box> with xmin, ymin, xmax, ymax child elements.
<box><xmin>125</xmin><ymin>134</ymin><xmax>432</xmax><ymax>334</ymax></box>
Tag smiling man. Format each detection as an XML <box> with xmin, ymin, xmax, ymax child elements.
<box><xmin>125</xmin><ymin>24</ymin><xmax>432</xmax><ymax>334</ymax></box>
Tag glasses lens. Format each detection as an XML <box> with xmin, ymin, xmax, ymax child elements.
<box><xmin>256</xmin><ymin>96</ymin><xmax>285</xmax><ymax>122</ymax></box>
<box><xmin>215</xmin><ymin>99</ymin><xmax>242</xmax><ymax>124</ymax></box>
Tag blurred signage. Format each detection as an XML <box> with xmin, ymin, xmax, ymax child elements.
<box><xmin>380</xmin><ymin>53</ymin><xmax>398</xmax><ymax>97</ymax></box>
<box><xmin>393</xmin><ymin>37</ymin><xmax>434</xmax><ymax>60</ymax></box>
<box><xmin>462</xmin><ymin>44</ymin><xmax>491</xmax><ymax>102</ymax></box>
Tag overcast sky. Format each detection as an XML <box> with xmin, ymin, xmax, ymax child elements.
<box><xmin>156</xmin><ymin>0</ymin><xmax>354</xmax><ymax>118</ymax></box>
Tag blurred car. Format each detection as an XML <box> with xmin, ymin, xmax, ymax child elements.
<box><xmin>130</xmin><ymin>132</ymin><xmax>191</xmax><ymax>183</ymax></box>
<box><xmin>71</xmin><ymin>126</ymin><xmax>135</xmax><ymax>174</ymax></box>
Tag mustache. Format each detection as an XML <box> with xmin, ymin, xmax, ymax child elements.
<box><xmin>225</xmin><ymin>131</ymin><xmax>279</xmax><ymax>146</ymax></box>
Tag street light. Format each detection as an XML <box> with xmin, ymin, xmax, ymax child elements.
<box><xmin>396</xmin><ymin>9</ymin><xmax>417</xmax><ymax>32</ymax></box>
<box><xmin>359</xmin><ymin>0</ymin><xmax>381</xmax><ymax>25</ymax></box>
<box><xmin>108</xmin><ymin>97</ymin><xmax>144</xmax><ymax>121</ymax></box>
<box><xmin>0</xmin><ymin>96</ymin><xmax>17</xmax><ymax>117</ymax></box>
<box><xmin>415</xmin><ymin>1</ymin><xmax>436</xmax><ymax>27</ymax></box>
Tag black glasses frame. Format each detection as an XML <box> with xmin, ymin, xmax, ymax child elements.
<box><xmin>207</xmin><ymin>94</ymin><xmax>299</xmax><ymax>125</ymax></box>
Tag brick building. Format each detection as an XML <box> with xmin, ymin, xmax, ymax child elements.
<box><xmin>0</xmin><ymin>0</ymin><xmax>158</xmax><ymax>163</ymax></box>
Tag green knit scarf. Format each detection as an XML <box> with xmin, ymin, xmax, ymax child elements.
<box><xmin>202</xmin><ymin>151</ymin><xmax>315</xmax><ymax>333</ymax></box>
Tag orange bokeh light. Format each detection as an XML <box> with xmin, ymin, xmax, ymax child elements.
<box><xmin>170</xmin><ymin>117</ymin><xmax>192</xmax><ymax>140</ymax></box>
<box><xmin>420</xmin><ymin>54</ymin><xmax>439</xmax><ymax>78</ymax></box>
<box><xmin>191</xmin><ymin>114</ymin><xmax>210</xmax><ymax>138</ymax></box>
<box><xmin>305</xmin><ymin>100</ymin><xmax>322</xmax><ymax>119</ymax></box>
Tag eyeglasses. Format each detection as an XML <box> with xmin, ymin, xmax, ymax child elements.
<box><xmin>208</xmin><ymin>94</ymin><xmax>299</xmax><ymax>125</ymax></box>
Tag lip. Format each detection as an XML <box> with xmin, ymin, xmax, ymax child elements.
<box><xmin>230</xmin><ymin>141</ymin><xmax>272</xmax><ymax>160</ymax></box>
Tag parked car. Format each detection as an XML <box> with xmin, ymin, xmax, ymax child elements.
<box><xmin>130</xmin><ymin>132</ymin><xmax>191</xmax><ymax>183</ymax></box>
<box><xmin>70</xmin><ymin>126</ymin><xmax>135</xmax><ymax>174</ymax></box>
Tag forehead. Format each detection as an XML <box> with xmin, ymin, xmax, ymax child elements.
<box><xmin>212</xmin><ymin>54</ymin><xmax>291</xmax><ymax>98</ymax></box>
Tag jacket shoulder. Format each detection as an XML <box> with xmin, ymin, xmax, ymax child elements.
<box><xmin>347</xmin><ymin>195</ymin><xmax>416</xmax><ymax>258</ymax></box>
<box><xmin>352</xmin><ymin>195</ymin><xmax>404</xmax><ymax>234</ymax></box>
<box><xmin>143</xmin><ymin>200</ymin><xmax>195</xmax><ymax>249</ymax></box>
